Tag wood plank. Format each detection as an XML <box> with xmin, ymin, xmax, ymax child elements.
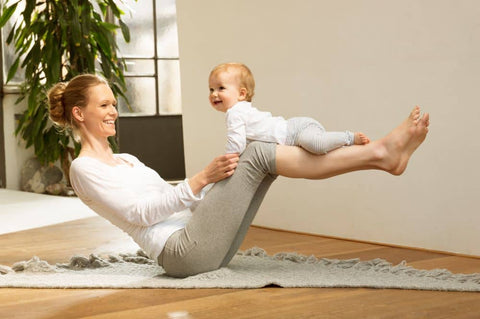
<box><xmin>1</xmin><ymin>216</ymin><xmax>479</xmax><ymax>319</ymax></box>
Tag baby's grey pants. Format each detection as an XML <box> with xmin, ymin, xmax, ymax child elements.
<box><xmin>158</xmin><ymin>141</ymin><xmax>277</xmax><ymax>278</ymax></box>
<box><xmin>286</xmin><ymin>117</ymin><xmax>354</xmax><ymax>154</ymax></box>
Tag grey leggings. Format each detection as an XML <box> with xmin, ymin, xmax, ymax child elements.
<box><xmin>286</xmin><ymin>117</ymin><xmax>354</xmax><ymax>154</ymax></box>
<box><xmin>158</xmin><ymin>141</ymin><xmax>277</xmax><ymax>278</ymax></box>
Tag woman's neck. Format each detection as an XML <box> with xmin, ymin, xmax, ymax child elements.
<box><xmin>78</xmin><ymin>135</ymin><xmax>118</xmax><ymax>165</ymax></box>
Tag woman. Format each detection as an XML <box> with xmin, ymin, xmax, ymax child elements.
<box><xmin>48</xmin><ymin>74</ymin><xmax>429</xmax><ymax>278</ymax></box>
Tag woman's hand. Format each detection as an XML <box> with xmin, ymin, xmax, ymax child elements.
<box><xmin>188</xmin><ymin>153</ymin><xmax>239</xmax><ymax>195</ymax></box>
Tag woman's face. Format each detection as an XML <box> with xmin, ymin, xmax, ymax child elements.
<box><xmin>77</xmin><ymin>84</ymin><xmax>118</xmax><ymax>138</ymax></box>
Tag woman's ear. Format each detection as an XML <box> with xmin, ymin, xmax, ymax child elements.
<box><xmin>239</xmin><ymin>88</ymin><xmax>248</xmax><ymax>101</ymax></box>
<box><xmin>71</xmin><ymin>106</ymin><xmax>84</xmax><ymax>122</ymax></box>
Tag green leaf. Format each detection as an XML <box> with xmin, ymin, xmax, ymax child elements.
<box><xmin>49</xmin><ymin>46</ymin><xmax>61</xmax><ymax>82</ymax></box>
<box><xmin>99</xmin><ymin>52</ymin><xmax>112</xmax><ymax>79</ymax></box>
<box><xmin>34</xmin><ymin>129</ymin><xmax>45</xmax><ymax>157</ymax></box>
<box><xmin>0</xmin><ymin>2</ymin><xmax>18</xmax><ymax>27</ymax></box>
<box><xmin>71</xmin><ymin>13</ymin><xmax>82</xmax><ymax>47</ymax></box>
<box><xmin>23</xmin><ymin>122</ymin><xmax>34</xmax><ymax>148</ymax></box>
<box><xmin>14</xmin><ymin>112</ymin><xmax>26</xmax><ymax>136</ymax></box>
<box><xmin>99</xmin><ymin>21</ymin><xmax>119</xmax><ymax>31</ymax></box>
<box><xmin>6</xmin><ymin>56</ymin><xmax>20</xmax><ymax>83</ymax></box>
<box><xmin>74</xmin><ymin>140</ymin><xmax>81</xmax><ymax>157</ymax></box>
<box><xmin>6</xmin><ymin>23</ymin><xmax>16</xmax><ymax>43</ymax></box>
<box><xmin>107</xmin><ymin>0</ymin><xmax>121</xmax><ymax>17</ymax></box>
<box><xmin>108</xmin><ymin>136</ymin><xmax>119</xmax><ymax>153</ymax></box>
<box><xmin>97</xmin><ymin>1</ymin><xmax>107</xmax><ymax>16</ymax></box>
<box><xmin>92</xmin><ymin>27</ymin><xmax>112</xmax><ymax>56</ymax></box>
<box><xmin>119</xmin><ymin>19</ymin><xmax>130</xmax><ymax>42</ymax></box>
<box><xmin>20</xmin><ymin>41</ymin><xmax>40</xmax><ymax>68</ymax></box>
<box><xmin>22</xmin><ymin>0</ymin><xmax>36</xmax><ymax>26</ymax></box>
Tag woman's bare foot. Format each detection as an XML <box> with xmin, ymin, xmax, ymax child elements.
<box><xmin>376</xmin><ymin>106</ymin><xmax>429</xmax><ymax>175</ymax></box>
<box><xmin>354</xmin><ymin>132</ymin><xmax>370</xmax><ymax>145</ymax></box>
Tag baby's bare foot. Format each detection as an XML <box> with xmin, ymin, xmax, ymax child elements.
<box><xmin>354</xmin><ymin>132</ymin><xmax>370</xmax><ymax>145</ymax></box>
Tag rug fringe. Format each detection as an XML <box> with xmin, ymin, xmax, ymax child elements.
<box><xmin>56</xmin><ymin>250</ymin><xmax>154</xmax><ymax>270</ymax></box>
<box><xmin>238</xmin><ymin>247</ymin><xmax>480</xmax><ymax>284</ymax></box>
<box><xmin>3</xmin><ymin>247</ymin><xmax>480</xmax><ymax>286</ymax></box>
<box><xmin>0</xmin><ymin>250</ymin><xmax>154</xmax><ymax>274</ymax></box>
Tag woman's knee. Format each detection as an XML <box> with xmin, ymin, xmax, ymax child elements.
<box><xmin>162</xmin><ymin>254</ymin><xmax>221</xmax><ymax>278</ymax></box>
<box><xmin>241</xmin><ymin>141</ymin><xmax>277</xmax><ymax>175</ymax></box>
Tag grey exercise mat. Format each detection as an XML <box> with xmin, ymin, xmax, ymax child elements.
<box><xmin>1</xmin><ymin>247</ymin><xmax>479</xmax><ymax>291</ymax></box>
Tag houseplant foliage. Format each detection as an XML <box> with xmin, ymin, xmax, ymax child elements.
<box><xmin>0</xmin><ymin>0</ymin><xmax>131</xmax><ymax>185</ymax></box>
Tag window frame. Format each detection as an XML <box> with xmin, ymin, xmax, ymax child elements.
<box><xmin>116</xmin><ymin>0</ymin><xmax>182</xmax><ymax>118</ymax></box>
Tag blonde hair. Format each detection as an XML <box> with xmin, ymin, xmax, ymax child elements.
<box><xmin>210</xmin><ymin>62</ymin><xmax>255</xmax><ymax>102</ymax></box>
<box><xmin>47</xmin><ymin>74</ymin><xmax>108</xmax><ymax>140</ymax></box>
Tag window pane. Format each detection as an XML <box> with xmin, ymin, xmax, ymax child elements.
<box><xmin>118</xmin><ymin>77</ymin><xmax>157</xmax><ymax>116</ymax></box>
<box><xmin>157</xmin><ymin>60</ymin><xmax>182</xmax><ymax>114</ymax></box>
<box><xmin>2</xmin><ymin>3</ymin><xmax>25</xmax><ymax>84</ymax></box>
<box><xmin>156</xmin><ymin>0</ymin><xmax>179</xmax><ymax>58</ymax></box>
<box><xmin>124</xmin><ymin>59</ymin><xmax>155</xmax><ymax>76</ymax></box>
<box><xmin>117</xmin><ymin>0</ymin><xmax>155</xmax><ymax>58</ymax></box>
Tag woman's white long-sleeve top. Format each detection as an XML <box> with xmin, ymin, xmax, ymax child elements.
<box><xmin>70</xmin><ymin>153</ymin><xmax>205</xmax><ymax>259</ymax></box>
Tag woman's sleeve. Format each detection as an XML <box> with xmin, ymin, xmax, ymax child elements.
<box><xmin>225</xmin><ymin>112</ymin><xmax>247</xmax><ymax>154</ymax></box>
<box><xmin>70</xmin><ymin>159</ymin><xmax>202</xmax><ymax>226</ymax></box>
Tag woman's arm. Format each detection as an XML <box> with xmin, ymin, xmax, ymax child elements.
<box><xmin>188</xmin><ymin>153</ymin><xmax>239</xmax><ymax>195</ymax></box>
<box><xmin>70</xmin><ymin>158</ymin><xmax>211</xmax><ymax>226</ymax></box>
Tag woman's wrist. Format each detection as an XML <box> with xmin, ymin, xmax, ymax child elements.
<box><xmin>188</xmin><ymin>171</ymin><xmax>208</xmax><ymax>195</ymax></box>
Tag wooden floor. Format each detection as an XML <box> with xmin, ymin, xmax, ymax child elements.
<box><xmin>1</xmin><ymin>217</ymin><xmax>480</xmax><ymax>319</ymax></box>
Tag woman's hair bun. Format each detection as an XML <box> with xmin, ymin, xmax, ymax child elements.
<box><xmin>47</xmin><ymin>82</ymin><xmax>68</xmax><ymax>127</ymax></box>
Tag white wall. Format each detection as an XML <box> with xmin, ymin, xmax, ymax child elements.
<box><xmin>177</xmin><ymin>0</ymin><xmax>480</xmax><ymax>255</ymax></box>
<box><xmin>3</xmin><ymin>91</ymin><xmax>33</xmax><ymax>190</ymax></box>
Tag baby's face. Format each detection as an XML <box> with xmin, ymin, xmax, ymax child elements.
<box><xmin>208</xmin><ymin>71</ymin><xmax>244</xmax><ymax>112</ymax></box>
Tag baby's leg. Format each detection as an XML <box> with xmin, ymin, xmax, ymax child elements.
<box><xmin>296</xmin><ymin>124</ymin><xmax>355</xmax><ymax>154</ymax></box>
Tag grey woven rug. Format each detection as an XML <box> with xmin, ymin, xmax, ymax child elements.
<box><xmin>1</xmin><ymin>247</ymin><xmax>479</xmax><ymax>291</ymax></box>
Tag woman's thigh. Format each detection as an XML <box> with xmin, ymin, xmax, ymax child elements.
<box><xmin>159</xmin><ymin>141</ymin><xmax>277</xmax><ymax>277</ymax></box>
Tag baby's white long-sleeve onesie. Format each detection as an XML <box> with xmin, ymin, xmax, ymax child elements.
<box><xmin>70</xmin><ymin>153</ymin><xmax>205</xmax><ymax>259</ymax></box>
<box><xmin>225</xmin><ymin>101</ymin><xmax>287</xmax><ymax>154</ymax></box>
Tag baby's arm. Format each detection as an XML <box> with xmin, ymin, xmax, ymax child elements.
<box><xmin>225</xmin><ymin>113</ymin><xmax>247</xmax><ymax>154</ymax></box>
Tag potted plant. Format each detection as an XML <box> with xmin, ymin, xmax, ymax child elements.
<box><xmin>0</xmin><ymin>0</ymin><xmax>131</xmax><ymax>188</ymax></box>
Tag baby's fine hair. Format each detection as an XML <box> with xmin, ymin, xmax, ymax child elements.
<box><xmin>210</xmin><ymin>62</ymin><xmax>255</xmax><ymax>102</ymax></box>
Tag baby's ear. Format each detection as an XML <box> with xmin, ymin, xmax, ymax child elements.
<box><xmin>239</xmin><ymin>88</ymin><xmax>248</xmax><ymax>100</ymax></box>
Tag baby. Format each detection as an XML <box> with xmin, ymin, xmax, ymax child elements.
<box><xmin>208</xmin><ymin>62</ymin><xmax>370</xmax><ymax>154</ymax></box>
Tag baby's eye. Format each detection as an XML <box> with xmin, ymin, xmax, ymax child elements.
<box><xmin>219</xmin><ymin>86</ymin><xmax>225</xmax><ymax>90</ymax></box>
